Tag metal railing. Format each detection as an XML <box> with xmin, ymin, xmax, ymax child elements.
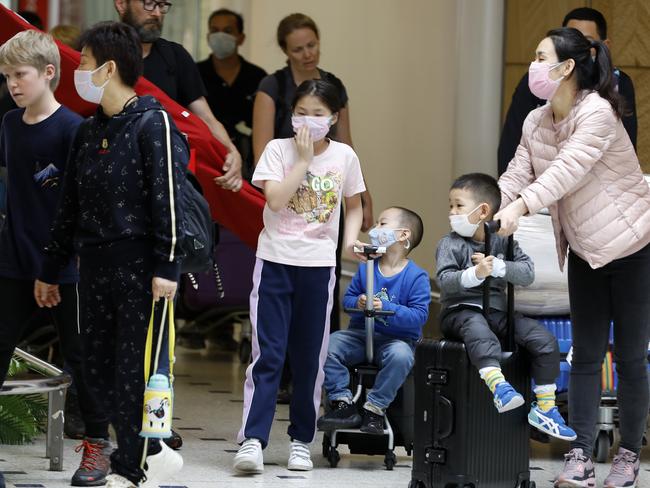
<box><xmin>0</xmin><ymin>348</ymin><xmax>71</xmax><ymax>471</ymax></box>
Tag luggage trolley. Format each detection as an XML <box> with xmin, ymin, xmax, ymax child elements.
<box><xmin>322</xmin><ymin>244</ymin><xmax>415</xmax><ymax>470</ymax></box>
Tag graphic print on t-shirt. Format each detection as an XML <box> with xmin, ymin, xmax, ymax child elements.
<box><xmin>375</xmin><ymin>287</ymin><xmax>394</xmax><ymax>326</ymax></box>
<box><xmin>33</xmin><ymin>163</ymin><xmax>61</xmax><ymax>188</ymax></box>
<box><xmin>287</xmin><ymin>170</ymin><xmax>341</xmax><ymax>224</ymax></box>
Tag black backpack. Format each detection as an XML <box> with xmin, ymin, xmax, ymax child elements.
<box><xmin>137</xmin><ymin>109</ymin><xmax>215</xmax><ymax>274</ymax></box>
<box><xmin>178</xmin><ymin>172</ymin><xmax>215</xmax><ymax>273</ymax></box>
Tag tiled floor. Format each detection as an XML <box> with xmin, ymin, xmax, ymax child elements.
<box><xmin>2</xmin><ymin>342</ymin><xmax>650</xmax><ymax>488</ymax></box>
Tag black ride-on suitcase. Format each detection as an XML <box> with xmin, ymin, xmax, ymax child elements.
<box><xmin>322</xmin><ymin>245</ymin><xmax>415</xmax><ymax>470</ymax></box>
<box><xmin>409</xmin><ymin>222</ymin><xmax>535</xmax><ymax>488</ymax></box>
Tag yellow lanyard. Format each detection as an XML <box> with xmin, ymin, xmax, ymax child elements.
<box><xmin>143</xmin><ymin>298</ymin><xmax>175</xmax><ymax>383</ymax></box>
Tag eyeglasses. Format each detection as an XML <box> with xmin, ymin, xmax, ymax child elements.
<box><xmin>141</xmin><ymin>0</ymin><xmax>172</xmax><ymax>14</ymax></box>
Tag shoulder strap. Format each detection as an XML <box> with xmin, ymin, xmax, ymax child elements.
<box><xmin>273</xmin><ymin>69</ymin><xmax>287</xmax><ymax>138</ymax></box>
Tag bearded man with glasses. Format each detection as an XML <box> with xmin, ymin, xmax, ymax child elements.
<box><xmin>114</xmin><ymin>0</ymin><xmax>244</xmax><ymax>192</ymax></box>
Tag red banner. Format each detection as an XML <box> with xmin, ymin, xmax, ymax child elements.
<box><xmin>0</xmin><ymin>5</ymin><xmax>264</xmax><ymax>248</ymax></box>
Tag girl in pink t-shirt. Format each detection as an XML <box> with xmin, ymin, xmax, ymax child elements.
<box><xmin>234</xmin><ymin>80</ymin><xmax>366</xmax><ymax>473</ymax></box>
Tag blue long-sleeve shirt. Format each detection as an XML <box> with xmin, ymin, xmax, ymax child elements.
<box><xmin>343</xmin><ymin>259</ymin><xmax>431</xmax><ymax>341</ymax></box>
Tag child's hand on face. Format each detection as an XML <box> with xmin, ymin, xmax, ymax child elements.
<box><xmin>295</xmin><ymin>125</ymin><xmax>314</xmax><ymax>163</ymax></box>
<box><xmin>471</xmin><ymin>252</ymin><xmax>485</xmax><ymax>265</ymax></box>
<box><xmin>475</xmin><ymin>255</ymin><xmax>494</xmax><ymax>279</ymax></box>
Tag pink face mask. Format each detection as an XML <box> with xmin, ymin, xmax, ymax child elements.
<box><xmin>291</xmin><ymin>115</ymin><xmax>332</xmax><ymax>141</ymax></box>
<box><xmin>528</xmin><ymin>61</ymin><xmax>566</xmax><ymax>100</ymax></box>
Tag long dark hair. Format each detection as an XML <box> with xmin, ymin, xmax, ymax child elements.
<box><xmin>546</xmin><ymin>27</ymin><xmax>625</xmax><ymax>118</ymax></box>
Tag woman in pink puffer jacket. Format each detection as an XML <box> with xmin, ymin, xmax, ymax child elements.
<box><xmin>497</xmin><ymin>28</ymin><xmax>650</xmax><ymax>488</ymax></box>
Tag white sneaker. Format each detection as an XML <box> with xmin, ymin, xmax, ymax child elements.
<box><xmin>233</xmin><ymin>438</ymin><xmax>264</xmax><ymax>474</ymax></box>
<box><xmin>140</xmin><ymin>441</ymin><xmax>183</xmax><ymax>488</ymax></box>
<box><xmin>105</xmin><ymin>474</ymin><xmax>137</xmax><ymax>488</ymax></box>
<box><xmin>288</xmin><ymin>440</ymin><xmax>313</xmax><ymax>471</ymax></box>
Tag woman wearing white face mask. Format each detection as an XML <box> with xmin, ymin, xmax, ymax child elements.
<box><xmin>36</xmin><ymin>21</ymin><xmax>188</xmax><ymax>488</ymax></box>
<box><xmin>497</xmin><ymin>27</ymin><xmax>650</xmax><ymax>488</ymax></box>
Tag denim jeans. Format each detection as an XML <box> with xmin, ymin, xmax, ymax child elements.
<box><xmin>323</xmin><ymin>328</ymin><xmax>415</xmax><ymax>411</ymax></box>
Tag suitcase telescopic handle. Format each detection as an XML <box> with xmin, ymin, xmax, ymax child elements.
<box><xmin>483</xmin><ymin>221</ymin><xmax>516</xmax><ymax>353</ymax></box>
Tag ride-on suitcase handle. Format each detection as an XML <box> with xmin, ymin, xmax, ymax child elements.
<box><xmin>483</xmin><ymin>220</ymin><xmax>516</xmax><ymax>354</ymax></box>
<box><xmin>344</xmin><ymin>245</ymin><xmax>395</xmax><ymax>363</ymax></box>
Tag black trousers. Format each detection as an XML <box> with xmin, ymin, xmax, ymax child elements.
<box><xmin>79</xmin><ymin>255</ymin><xmax>165</xmax><ymax>483</ymax></box>
<box><xmin>441</xmin><ymin>307</ymin><xmax>559</xmax><ymax>385</ymax></box>
<box><xmin>568</xmin><ymin>245</ymin><xmax>650</xmax><ymax>455</ymax></box>
<box><xmin>0</xmin><ymin>277</ymin><xmax>108</xmax><ymax>438</ymax></box>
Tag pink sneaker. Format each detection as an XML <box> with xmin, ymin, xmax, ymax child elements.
<box><xmin>603</xmin><ymin>447</ymin><xmax>640</xmax><ymax>488</ymax></box>
<box><xmin>554</xmin><ymin>448</ymin><xmax>596</xmax><ymax>488</ymax></box>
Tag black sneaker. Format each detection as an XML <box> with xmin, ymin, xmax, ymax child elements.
<box><xmin>71</xmin><ymin>438</ymin><xmax>111</xmax><ymax>486</ymax></box>
<box><xmin>317</xmin><ymin>401</ymin><xmax>362</xmax><ymax>431</ymax></box>
<box><xmin>163</xmin><ymin>429</ymin><xmax>183</xmax><ymax>450</ymax></box>
<box><xmin>277</xmin><ymin>387</ymin><xmax>292</xmax><ymax>405</ymax></box>
<box><xmin>360</xmin><ymin>409</ymin><xmax>385</xmax><ymax>435</ymax></box>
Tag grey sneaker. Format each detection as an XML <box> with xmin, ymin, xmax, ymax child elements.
<box><xmin>554</xmin><ymin>448</ymin><xmax>596</xmax><ymax>488</ymax></box>
<box><xmin>604</xmin><ymin>447</ymin><xmax>640</xmax><ymax>488</ymax></box>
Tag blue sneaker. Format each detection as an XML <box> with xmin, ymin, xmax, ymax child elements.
<box><xmin>528</xmin><ymin>403</ymin><xmax>577</xmax><ymax>441</ymax></box>
<box><xmin>493</xmin><ymin>382</ymin><xmax>525</xmax><ymax>413</ymax></box>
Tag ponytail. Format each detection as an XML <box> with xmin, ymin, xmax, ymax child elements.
<box><xmin>547</xmin><ymin>27</ymin><xmax>625</xmax><ymax>118</ymax></box>
<box><xmin>590</xmin><ymin>40</ymin><xmax>626</xmax><ymax>117</ymax></box>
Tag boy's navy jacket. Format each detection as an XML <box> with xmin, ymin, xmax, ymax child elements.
<box><xmin>436</xmin><ymin>231</ymin><xmax>534</xmax><ymax>312</ymax></box>
<box><xmin>41</xmin><ymin>96</ymin><xmax>188</xmax><ymax>282</ymax></box>
<box><xmin>343</xmin><ymin>259</ymin><xmax>431</xmax><ymax>341</ymax></box>
<box><xmin>0</xmin><ymin>105</ymin><xmax>81</xmax><ymax>283</ymax></box>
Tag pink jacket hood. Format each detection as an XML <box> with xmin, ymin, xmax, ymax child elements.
<box><xmin>499</xmin><ymin>90</ymin><xmax>650</xmax><ymax>270</ymax></box>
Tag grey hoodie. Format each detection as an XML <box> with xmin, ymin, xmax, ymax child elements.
<box><xmin>435</xmin><ymin>231</ymin><xmax>534</xmax><ymax>312</ymax></box>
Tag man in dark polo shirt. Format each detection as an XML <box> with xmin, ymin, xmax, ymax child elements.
<box><xmin>114</xmin><ymin>0</ymin><xmax>243</xmax><ymax>191</ymax></box>
<box><xmin>197</xmin><ymin>8</ymin><xmax>266</xmax><ymax>181</ymax></box>
<box><xmin>498</xmin><ymin>7</ymin><xmax>637</xmax><ymax>176</ymax></box>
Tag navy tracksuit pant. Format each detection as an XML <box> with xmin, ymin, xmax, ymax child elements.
<box><xmin>238</xmin><ymin>259</ymin><xmax>335</xmax><ymax>448</ymax></box>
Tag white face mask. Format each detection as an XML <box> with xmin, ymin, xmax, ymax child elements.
<box><xmin>74</xmin><ymin>63</ymin><xmax>109</xmax><ymax>104</ymax></box>
<box><xmin>208</xmin><ymin>32</ymin><xmax>237</xmax><ymax>59</ymax></box>
<box><xmin>449</xmin><ymin>204</ymin><xmax>483</xmax><ymax>237</ymax></box>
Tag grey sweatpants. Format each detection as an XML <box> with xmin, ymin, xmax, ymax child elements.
<box><xmin>440</xmin><ymin>307</ymin><xmax>559</xmax><ymax>385</ymax></box>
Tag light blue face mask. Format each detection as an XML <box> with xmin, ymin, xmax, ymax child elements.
<box><xmin>368</xmin><ymin>227</ymin><xmax>408</xmax><ymax>249</ymax></box>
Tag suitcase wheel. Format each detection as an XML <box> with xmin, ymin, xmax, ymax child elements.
<box><xmin>383</xmin><ymin>450</ymin><xmax>396</xmax><ymax>470</ymax></box>
<box><xmin>327</xmin><ymin>446</ymin><xmax>340</xmax><ymax>468</ymax></box>
<box><xmin>594</xmin><ymin>430</ymin><xmax>612</xmax><ymax>463</ymax></box>
<box><xmin>407</xmin><ymin>480</ymin><xmax>425</xmax><ymax>488</ymax></box>
<box><xmin>321</xmin><ymin>435</ymin><xmax>330</xmax><ymax>458</ymax></box>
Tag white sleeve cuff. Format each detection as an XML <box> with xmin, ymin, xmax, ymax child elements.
<box><xmin>461</xmin><ymin>266</ymin><xmax>485</xmax><ymax>288</ymax></box>
<box><xmin>491</xmin><ymin>258</ymin><xmax>506</xmax><ymax>278</ymax></box>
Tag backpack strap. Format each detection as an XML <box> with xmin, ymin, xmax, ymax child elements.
<box><xmin>272</xmin><ymin>69</ymin><xmax>287</xmax><ymax>139</ymax></box>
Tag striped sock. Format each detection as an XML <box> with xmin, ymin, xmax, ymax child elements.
<box><xmin>479</xmin><ymin>367</ymin><xmax>505</xmax><ymax>393</ymax></box>
<box><xmin>534</xmin><ymin>384</ymin><xmax>557</xmax><ymax>412</ymax></box>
